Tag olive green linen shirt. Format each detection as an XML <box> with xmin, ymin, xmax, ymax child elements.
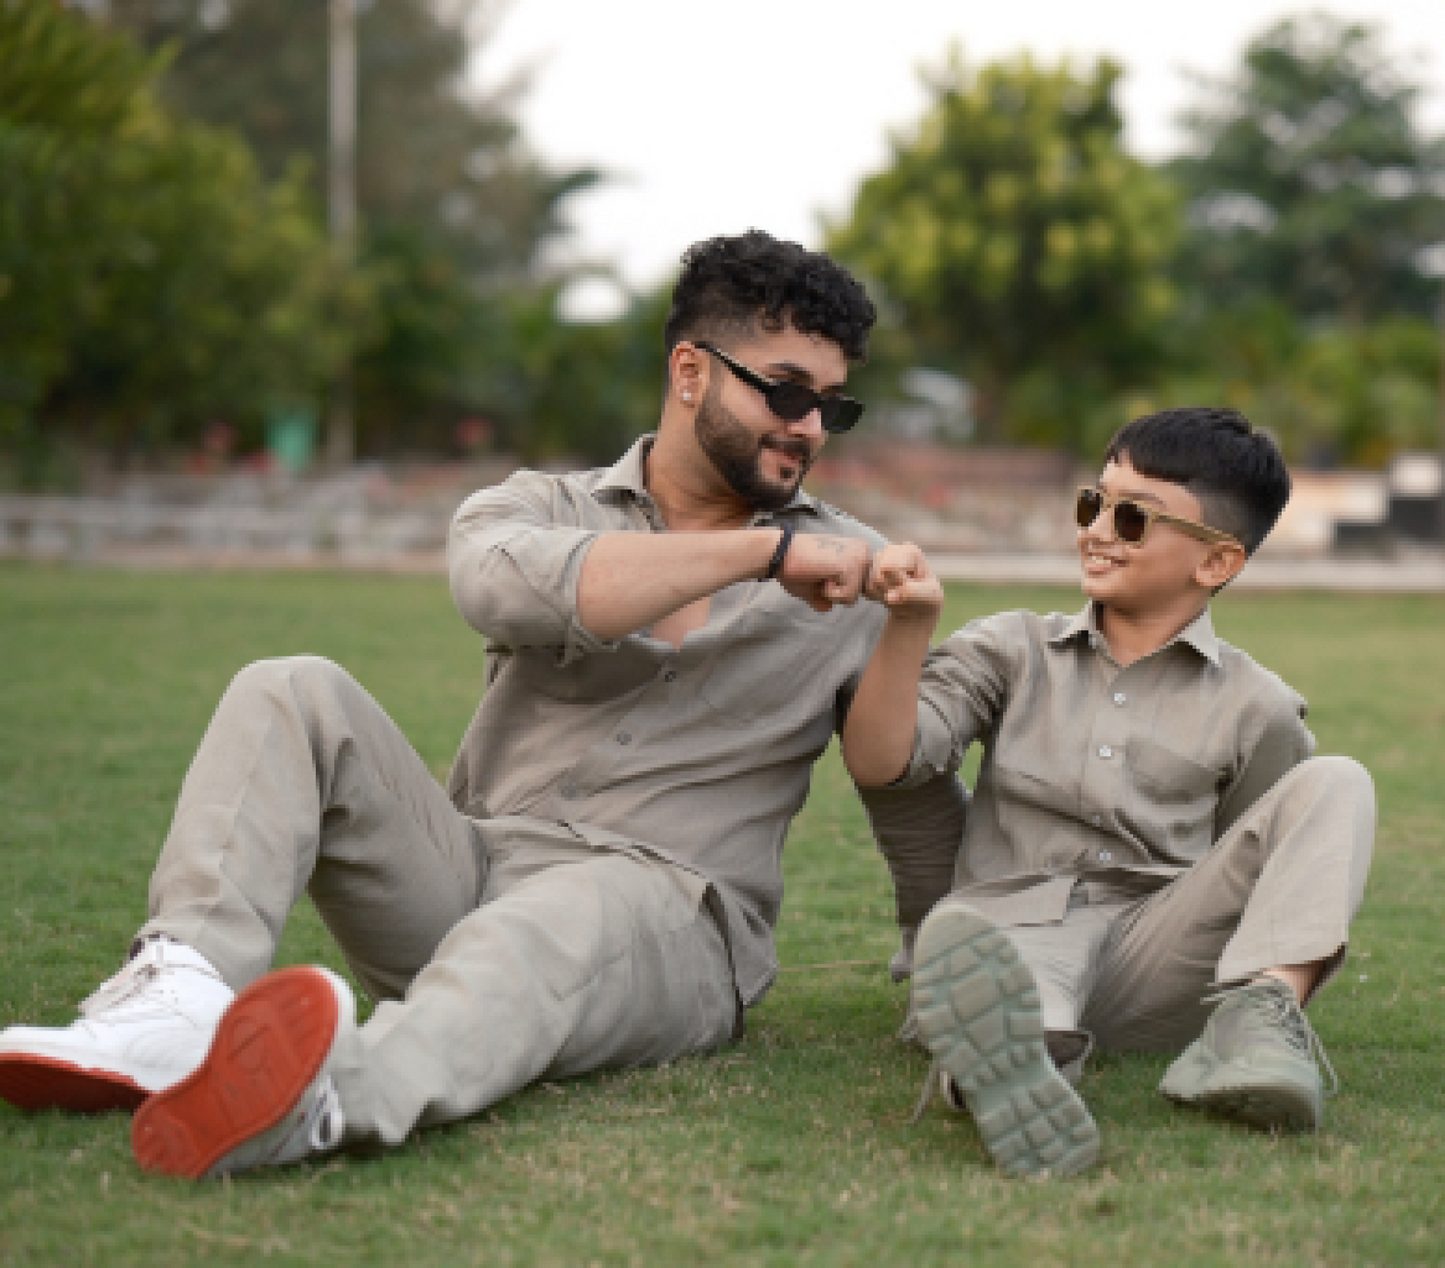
<box><xmin>445</xmin><ymin>436</ymin><xmax>963</xmax><ymax>1006</ymax></box>
<box><xmin>899</xmin><ymin>603</ymin><xmax>1315</xmax><ymax>926</ymax></box>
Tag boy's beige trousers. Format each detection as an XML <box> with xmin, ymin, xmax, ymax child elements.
<box><xmin>995</xmin><ymin>755</ymin><xmax>1375</xmax><ymax>1050</ymax></box>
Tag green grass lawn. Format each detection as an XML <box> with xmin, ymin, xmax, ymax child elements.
<box><xmin>1</xmin><ymin>564</ymin><xmax>1441</xmax><ymax>1265</ymax></box>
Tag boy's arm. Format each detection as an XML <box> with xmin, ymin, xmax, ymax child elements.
<box><xmin>842</xmin><ymin>544</ymin><xmax>945</xmax><ymax>788</ymax></box>
<box><xmin>1214</xmin><ymin>696</ymin><xmax>1316</xmax><ymax>839</ymax></box>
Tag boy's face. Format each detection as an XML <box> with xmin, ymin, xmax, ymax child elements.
<box><xmin>1078</xmin><ymin>456</ymin><xmax>1238</xmax><ymax>613</ymax></box>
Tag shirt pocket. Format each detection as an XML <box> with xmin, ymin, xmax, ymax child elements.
<box><xmin>1126</xmin><ymin>739</ymin><xmax>1222</xmax><ymax>805</ymax></box>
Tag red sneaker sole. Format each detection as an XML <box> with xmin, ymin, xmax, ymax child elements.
<box><xmin>131</xmin><ymin>967</ymin><xmax>339</xmax><ymax>1179</ymax></box>
<box><xmin>0</xmin><ymin>1055</ymin><xmax>148</xmax><ymax>1113</ymax></box>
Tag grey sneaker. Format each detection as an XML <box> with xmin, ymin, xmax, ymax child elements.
<box><xmin>1159</xmin><ymin>977</ymin><xmax>1336</xmax><ymax>1133</ymax></box>
<box><xmin>910</xmin><ymin>901</ymin><xmax>1100</xmax><ymax>1177</ymax></box>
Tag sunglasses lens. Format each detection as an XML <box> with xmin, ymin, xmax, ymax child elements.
<box><xmin>1075</xmin><ymin>488</ymin><xmax>1103</xmax><ymax>529</ymax></box>
<box><xmin>765</xmin><ymin>383</ymin><xmax>819</xmax><ymax>421</ymax></box>
<box><xmin>820</xmin><ymin>398</ymin><xmax>863</xmax><ymax>434</ymax></box>
<box><xmin>1113</xmin><ymin>500</ymin><xmax>1149</xmax><ymax>543</ymax></box>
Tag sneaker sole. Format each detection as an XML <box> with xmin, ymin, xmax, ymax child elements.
<box><xmin>1187</xmin><ymin>1081</ymin><xmax>1322</xmax><ymax>1134</ymax></box>
<box><xmin>0</xmin><ymin>1055</ymin><xmax>148</xmax><ymax>1113</ymax></box>
<box><xmin>912</xmin><ymin>903</ymin><xmax>1100</xmax><ymax>1177</ymax></box>
<box><xmin>132</xmin><ymin>967</ymin><xmax>339</xmax><ymax>1179</ymax></box>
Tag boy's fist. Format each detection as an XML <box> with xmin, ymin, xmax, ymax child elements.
<box><xmin>866</xmin><ymin>543</ymin><xmax>944</xmax><ymax>622</ymax></box>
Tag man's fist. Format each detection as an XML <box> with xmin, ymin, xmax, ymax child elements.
<box><xmin>774</xmin><ymin>534</ymin><xmax>872</xmax><ymax>612</ymax></box>
<box><xmin>865</xmin><ymin>543</ymin><xmax>944</xmax><ymax>623</ymax></box>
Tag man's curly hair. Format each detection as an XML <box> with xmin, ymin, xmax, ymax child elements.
<box><xmin>663</xmin><ymin>230</ymin><xmax>876</xmax><ymax>362</ymax></box>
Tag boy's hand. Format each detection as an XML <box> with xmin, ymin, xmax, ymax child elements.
<box><xmin>865</xmin><ymin>543</ymin><xmax>944</xmax><ymax>623</ymax></box>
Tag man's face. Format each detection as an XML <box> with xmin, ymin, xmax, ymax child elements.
<box><xmin>1078</xmin><ymin>456</ymin><xmax>1218</xmax><ymax>612</ymax></box>
<box><xmin>694</xmin><ymin>326</ymin><xmax>848</xmax><ymax>513</ymax></box>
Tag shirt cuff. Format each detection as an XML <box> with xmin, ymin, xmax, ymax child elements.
<box><xmin>893</xmin><ymin>698</ymin><xmax>960</xmax><ymax>789</ymax></box>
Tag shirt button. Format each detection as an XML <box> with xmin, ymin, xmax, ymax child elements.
<box><xmin>1098</xmin><ymin>745</ymin><xmax>1113</xmax><ymax>759</ymax></box>
<box><xmin>1091</xmin><ymin>814</ymin><xmax>1103</xmax><ymax>827</ymax></box>
<box><xmin>1113</xmin><ymin>692</ymin><xmax>1126</xmax><ymax>705</ymax></box>
<box><xmin>1098</xmin><ymin>849</ymin><xmax>1113</xmax><ymax>863</ymax></box>
<box><xmin>662</xmin><ymin>670</ymin><xmax>678</xmax><ymax>683</ymax></box>
<box><xmin>559</xmin><ymin>785</ymin><xmax>578</xmax><ymax>800</ymax></box>
<box><xmin>616</xmin><ymin>732</ymin><xmax>632</xmax><ymax>745</ymax></box>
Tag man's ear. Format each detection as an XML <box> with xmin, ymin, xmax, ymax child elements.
<box><xmin>1195</xmin><ymin>540</ymin><xmax>1248</xmax><ymax>590</ymax></box>
<box><xmin>668</xmin><ymin>342</ymin><xmax>708</xmax><ymax>406</ymax></box>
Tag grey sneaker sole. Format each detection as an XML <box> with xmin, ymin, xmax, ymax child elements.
<box><xmin>1161</xmin><ymin>1046</ymin><xmax>1323</xmax><ymax>1133</ymax></box>
<box><xmin>1192</xmin><ymin>1083</ymin><xmax>1321</xmax><ymax>1133</ymax></box>
<box><xmin>912</xmin><ymin>903</ymin><xmax>1100</xmax><ymax>1177</ymax></box>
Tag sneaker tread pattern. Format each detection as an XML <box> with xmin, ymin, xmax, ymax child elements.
<box><xmin>131</xmin><ymin>967</ymin><xmax>338</xmax><ymax>1179</ymax></box>
<box><xmin>913</xmin><ymin>905</ymin><xmax>1100</xmax><ymax>1177</ymax></box>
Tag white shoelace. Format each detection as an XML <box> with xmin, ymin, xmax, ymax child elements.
<box><xmin>79</xmin><ymin>943</ymin><xmax>172</xmax><ymax>1018</ymax></box>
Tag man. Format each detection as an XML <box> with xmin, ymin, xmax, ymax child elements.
<box><xmin>0</xmin><ymin>230</ymin><xmax>961</xmax><ymax>1178</ymax></box>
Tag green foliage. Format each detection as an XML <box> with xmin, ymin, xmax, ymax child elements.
<box><xmin>1171</xmin><ymin>13</ymin><xmax>1445</xmax><ymax>323</ymax></box>
<box><xmin>1117</xmin><ymin>308</ymin><xmax>1442</xmax><ymax>466</ymax></box>
<box><xmin>106</xmin><ymin>0</ymin><xmax>606</xmax><ymax>452</ymax></box>
<box><xmin>0</xmin><ymin>0</ymin><xmax>355</xmax><ymax>478</ymax></box>
<box><xmin>488</xmin><ymin>285</ymin><xmax>669</xmax><ymax>463</ymax></box>
<box><xmin>829</xmin><ymin>49</ymin><xmax>1180</xmax><ymax>443</ymax></box>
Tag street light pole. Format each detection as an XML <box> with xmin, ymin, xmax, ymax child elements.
<box><xmin>325</xmin><ymin>0</ymin><xmax>357</xmax><ymax>468</ymax></box>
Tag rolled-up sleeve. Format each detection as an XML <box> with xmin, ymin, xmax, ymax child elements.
<box><xmin>895</xmin><ymin>614</ymin><xmax>1016</xmax><ymax>789</ymax></box>
<box><xmin>447</xmin><ymin>475</ymin><xmax>619</xmax><ymax>663</ymax></box>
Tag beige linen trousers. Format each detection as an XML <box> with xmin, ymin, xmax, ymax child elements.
<box><xmin>140</xmin><ymin>656</ymin><xmax>738</xmax><ymax>1146</ymax></box>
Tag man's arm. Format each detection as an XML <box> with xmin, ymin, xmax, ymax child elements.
<box><xmin>577</xmin><ymin>527</ymin><xmax>874</xmax><ymax>642</ymax></box>
<box><xmin>448</xmin><ymin>473</ymin><xmax>875</xmax><ymax>657</ymax></box>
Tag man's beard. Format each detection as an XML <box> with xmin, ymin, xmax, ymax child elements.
<box><xmin>695</xmin><ymin>389</ymin><xmax>814</xmax><ymax>513</ymax></box>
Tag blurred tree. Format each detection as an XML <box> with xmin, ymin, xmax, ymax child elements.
<box><xmin>0</xmin><ymin>0</ymin><xmax>354</xmax><ymax>482</ymax></box>
<box><xmin>828</xmin><ymin>49</ymin><xmax>1180</xmax><ymax>447</ymax></box>
<box><xmin>103</xmin><ymin>0</ymin><xmax>602</xmax><ymax>452</ymax></box>
<box><xmin>1171</xmin><ymin>13</ymin><xmax>1445</xmax><ymax>323</ymax></box>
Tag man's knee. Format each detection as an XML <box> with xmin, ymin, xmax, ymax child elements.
<box><xmin>228</xmin><ymin>655</ymin><xmax>355</xmax><ymax>704</ymax></box>
<box><xmin>1282</xmin><ymin>754</ymin><xmax>1375</xmax><ymax>815</ymax></box>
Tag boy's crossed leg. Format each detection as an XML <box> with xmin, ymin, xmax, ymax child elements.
<box><xmin>912</xmin><ymin>753</ymin><xmax>1374</xmax><ymax>1173</ymax></box>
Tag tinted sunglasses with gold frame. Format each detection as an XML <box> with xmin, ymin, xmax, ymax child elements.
<box><xmin>1075</xmin><ymin>486</ymin><xmax>1241</xmax><ymax>547</ymax></box>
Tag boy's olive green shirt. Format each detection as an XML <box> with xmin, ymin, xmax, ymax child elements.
<box><xmin>445</xmin><ymin>437</ymin><xmax>963</xmax><ymax>1006</ymax></box>
<box><xmin>898</xmin><ymin>604</ymin><xmax>1315</xmax><ymax>925</ymax></box>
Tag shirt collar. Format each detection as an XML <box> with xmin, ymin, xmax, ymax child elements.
<box><xmin>1048</xmin><ymin>602</ymin><xmax>1221</xmax><ymax>667</ymax></box>
<box><xmin>595</xmin><ymin>433</ymin><xmax>823</xmax><ymax>522</ymax></box>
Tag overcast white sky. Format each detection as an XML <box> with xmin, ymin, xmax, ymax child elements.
<box><xmin>476</xmin><ymin>1</ymin><xmax>1445</xmax><ymax>309</ymax></box>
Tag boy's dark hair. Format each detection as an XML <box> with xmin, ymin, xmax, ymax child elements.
<box><xmin>663</xmin><ymin>230</ymin><xmax>876</xmax><ymax>362</ymax></box>
<box><xmin>1104</xmin><ymin>407</ymin><xmax>1291</xmax><ymax>554</ymax></box>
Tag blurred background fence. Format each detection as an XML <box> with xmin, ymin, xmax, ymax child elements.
<box><xmin>1</xmin><ymin>1</ymin><xmax>1442</xmax><ymax>561</ymax></box>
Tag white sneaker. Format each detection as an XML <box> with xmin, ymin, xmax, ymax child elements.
<box><xmin>0</xmin><ymin>937</ymin><xmax>234</xmax><ymax>1112</ymax></box>
<box><xmin>132</xmin><ymin>965</ymin><xmax>353</xmax><ymax>1179</ymax></box>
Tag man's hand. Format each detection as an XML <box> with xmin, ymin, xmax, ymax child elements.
<box><xmin>775</xmin><ymin>534</ymin><xmax>873</xmax><ymax>612</ymax></box>
<box><xmin>864</xmin><ymin>543</ymin><xmax>944</xmax><ymax>623</ymax></box>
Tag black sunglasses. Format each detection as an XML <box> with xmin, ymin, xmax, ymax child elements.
<box><xmin>696</xmin><ymin>342</ymin><xmax>864</xmax><ymax>434</ymax></box>
<box><xmin>1075</xmin><ymin>486</ymin><xmax>1240</xmax><ymax>547</ymax></box>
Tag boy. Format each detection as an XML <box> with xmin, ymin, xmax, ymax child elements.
<box><xmin>844</xmin><ymin>407</ymin><xmax>1375</xmax><ymax>1178</ymax></box>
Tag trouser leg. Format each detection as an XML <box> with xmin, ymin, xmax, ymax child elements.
<box><xmin>330</xmin><ymin>847</ymin><xmax>739</xmax><ymax>1147</ymax></box>
<box><xmin>1082</xmin><ymin>755</ymin><xmax>1376</xmax><ymax>1051</ymax></box>
<box><xmin>1004</xmin><ymin>898</ymin><xmax>1117</xmax><ymax>1034</ymax></box>
<box><xmin>141</xmin><ymin>656</ymin><xmax>482</xmax><ymax>997</ymax></box>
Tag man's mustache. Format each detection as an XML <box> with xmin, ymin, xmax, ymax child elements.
<box><xmin>760</xmin><ymin>437</ymin><xmax>813</xmax><ymax>463</ymax></box>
